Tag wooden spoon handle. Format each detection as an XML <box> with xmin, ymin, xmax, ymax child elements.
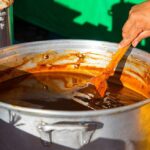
<box><xmin>106</xmin><ymin>44</ymin><xmax>131</xmax><ymax>74</ymax></box>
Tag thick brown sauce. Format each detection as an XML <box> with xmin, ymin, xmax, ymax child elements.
<box><xmin>0</xmin><ymin>72</ymin><xmax>146</xmax><ymax>111</ymax></box>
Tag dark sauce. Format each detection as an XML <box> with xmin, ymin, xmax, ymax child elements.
<box><xmin>0</xmin><ymin>72</ymin><xmax>146</xmax><ymax>111</ymax></box>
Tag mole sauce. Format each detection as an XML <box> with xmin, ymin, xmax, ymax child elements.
<box><xmin>0</xmin><ymin>72</ymin><xmax>146</xmax><ymax>111</ymax></box>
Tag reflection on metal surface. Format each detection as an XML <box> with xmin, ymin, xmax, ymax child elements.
<box><xmin>8</xmin><ymin>110</ymin><xmax>25</xmax><ymax>127</ymax></box>
<box><xmin>139</xmin><ymin>104</ymin><xmax>150</xmax><ymax>150</ymax></box>
<box><xmin>9</xmin><ymin>110</ymin><xmax>20</xmax><ymax>125</ymax></box>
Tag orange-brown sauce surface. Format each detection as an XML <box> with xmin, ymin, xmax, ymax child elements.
<box><xmin>0</xmin><ymin>72</ymin><xmax>146</xmax><ymax>111</ymax></box>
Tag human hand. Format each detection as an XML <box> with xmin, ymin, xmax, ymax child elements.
<box><xmin>0</xmin><ymin>0</ymin><xmax>14</xmax><ymax>11</ymax></box>
<box><xmin>119</xmin><ymin>1</ymin><xmax>150</xmax><ymax>48</ymax></box>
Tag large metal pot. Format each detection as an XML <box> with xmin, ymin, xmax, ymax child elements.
<box><xmin>0</xmin><ymin>40</ymin><xmax>150</xmax><ymax>150</ymax></box>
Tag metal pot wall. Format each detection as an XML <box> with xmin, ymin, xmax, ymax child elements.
<box><xmin>0</xmin><ymin>40</ymin><xmax>150</xmax><ymax>150</ymax></box>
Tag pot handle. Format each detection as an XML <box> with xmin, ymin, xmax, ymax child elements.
<box><xmin>37</xmin><ymin>121</ymin><xmax>103</xmax><ymax>147</ymax></box>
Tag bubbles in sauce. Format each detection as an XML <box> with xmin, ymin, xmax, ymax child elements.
<box><xmin>0</xmin><ymin>72</ymin><xmax>146</xmax><ymax>111</ymax></box>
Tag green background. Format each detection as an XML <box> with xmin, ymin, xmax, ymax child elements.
<box><xmin>14</xmin><ymin>0</ymin><xmax>149</xmax><ymax>52</ymax></box>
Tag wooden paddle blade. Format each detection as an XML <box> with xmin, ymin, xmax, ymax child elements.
<box><xmin>97</xmin><ymin>80</ymin><xmax>108</xmax><ymax>97</ymax></box>
<box><xmin>91</xmin><ymin>75</ymin><xmax>108</xmax><ymax>97</ymax></box>
<box><xmin>91</xmin><ymin>44</ymin><xmax>131</xmax><ymax>97</ymax></box>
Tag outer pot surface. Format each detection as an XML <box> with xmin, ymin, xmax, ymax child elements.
<box><xmin>0</xmin><ymin>40</ymin><xmax>150</xmax><ymax>150</ymax></box>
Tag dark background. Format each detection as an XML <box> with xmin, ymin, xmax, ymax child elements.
<box><xmin>13</xmin><ymin>0</ymin><xmax>150</xmax><ymax>52</ymax></box>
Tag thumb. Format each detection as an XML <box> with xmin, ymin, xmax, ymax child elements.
<box><xmin>132</xmin><ymin>30</ymin><xmax>150</xmax><ymax>47</ymax></box>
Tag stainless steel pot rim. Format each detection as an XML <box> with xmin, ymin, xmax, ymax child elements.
<box><xmin>0</xmin><ymin>99</ymin><xmax>150</xmax><ymax>117</ymax></box>
<box><xmin>1</xmin><ymin>39</ymin><xmax>149</xmax><ymax>63</ymax></box>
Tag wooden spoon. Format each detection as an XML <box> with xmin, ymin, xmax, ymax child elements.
<box><xmin>91</xmin><ymin>44</ymin><xmax>131</xmax><ymax>97</ymax></box>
